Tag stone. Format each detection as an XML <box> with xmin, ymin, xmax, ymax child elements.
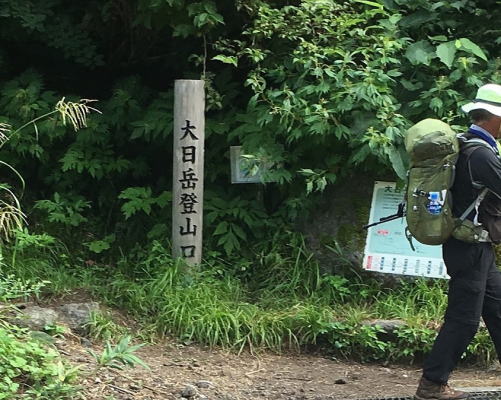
<box><xmin>363</xmin><ymin>319</ymin><xmax>406</xmax><ymax>342</ymax></box>
<box><xmin>217</xmin><ymin>395</ymin><xmax>236</xmax><ymax>400</ymax></box>
<box><xmin>195</xmin><ymin>380</ymin><xmax>212</xmax><ymax>389</ymax></box>
<box><xmin>334</xmin><ymin>378</ymin><xmax>347</xmax><ymax>384</ymax></box>
<box><xmin>488</xmin><ymin>360</ymin><xmax>501</xmax><ymax>372</ymax></box>
<box><xmin>180</xmin><ymin>384</ymin><xmax>198</xmax><ymax>398</ymax></box>
<box><xmin>80</xmin><ymin>337</ymin><xmax>92</xmax><ymax>348</ymax></box>
<box><xmin>366</xmin><ymin>319</ymin><xmax>406</xmax><ymax>332</ymax></box>
<box><xmin>57</xmin><ymin>302</ymin><xmax>99</xmax><ymax>332</ymax></box>
<box><xmin>15</xmin><ymin>306</ymin><xmax>59</xmax><ymax>330</ymax></box>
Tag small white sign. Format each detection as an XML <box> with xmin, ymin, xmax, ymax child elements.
<box><xmin>363</xmin><ymin>181</ymin><xmax>448</xmax><ymax>279</ymax></box>
<box><xmin>230</xmin><ymin>146</ymin><xmax>262</xmax><ymax>184</ymax></box>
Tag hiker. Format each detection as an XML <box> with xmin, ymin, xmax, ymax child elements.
<box><xmin>415</xmin><ymin>83</ymin><xmax>501</xmax><ymax>400</ymax></box>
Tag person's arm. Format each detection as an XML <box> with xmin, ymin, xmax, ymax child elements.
<box><xmin>470</xmin><ymin>147</ymin><xmax>501</xmax><ymax>198</ymax></box>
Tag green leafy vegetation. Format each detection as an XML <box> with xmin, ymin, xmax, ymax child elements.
<box><xmin>88</xmin><ymin>336</ymin><xmax>148</xmax><ymax>371</ymax></box>
<box><xmin>0</xmin><ymin>276</ymin><xmax>79</xmax><ymax>399</ymax></box>
<box><xmin>0</xmin><ymin>326</ymin><xmax>79</xmax><ymax>399</ymax></box>
<box><xmin>6</xmin><ymin>232</ymin><xmax>493</xmax><ymax>366</ymax></box>
<box><xmin>0</xmin><ymin>0</ymin><xmax>497</xmax><ymax>254</ymax></box>
<box><xmin>84</xmin><ymin>311</ymin><xmax>129</xmax><ymax>342</ymax></box>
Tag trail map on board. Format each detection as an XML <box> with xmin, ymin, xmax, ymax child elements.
<box><xmin>363</xmin><ymin>181</ymin><xmax>448</xmax><ymax>279</ymax></box>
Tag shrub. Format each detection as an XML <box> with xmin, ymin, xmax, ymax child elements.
<box><xmin>0</xmin><ymin>324</ymin><xmax>78</xmax><ymax>399</ymax></box>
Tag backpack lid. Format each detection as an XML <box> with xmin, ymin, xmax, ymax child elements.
<box><xmin>405</xmin><ymin>118</ymin><xmax>458</xmax><ymax>162</ymax></box>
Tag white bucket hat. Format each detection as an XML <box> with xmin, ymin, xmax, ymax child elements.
<box><xmin>462</xmin><ymin>83</ymin><xmax>501</xmax><ymax>117</ymax></box>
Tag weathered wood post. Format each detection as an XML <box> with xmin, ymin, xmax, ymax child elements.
<box><xmin>172</xmin><ymin>80</ymin><xmax>205</xmax><ymax>266</ymax></box>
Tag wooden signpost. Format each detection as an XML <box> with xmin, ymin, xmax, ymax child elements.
<box><xmin>172</xmin><ymin>80</ymin><xmax>205</xmax><ymax>265</ymax></box>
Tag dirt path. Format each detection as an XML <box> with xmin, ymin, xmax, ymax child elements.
<box><xmin>61</xmin><ymin>338</ymin><xmax>501</xmax><ymax>400</ymax></box>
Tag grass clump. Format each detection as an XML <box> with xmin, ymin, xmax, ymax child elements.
<box><xmin>84</xmin><ymin>311</ymin><xmax>129</xmax><ymax>342</ymax></box>
<box><xmin>94</xmin><ymin>241</ymin><xmax>392</xmax><ymax>360</ymax></box>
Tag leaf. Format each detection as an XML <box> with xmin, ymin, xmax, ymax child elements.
<box><xmin>436</xmin><ymin>41</ymin><xmax>457</xmax><ymax>68</ymax></box>
<box><xmin>212</xmin><ymin>55</ymin><xmax>238</xmax><ymax>67</ymax></box>
<box><xmin>298</xmin><ymin>168</ymin><xmax>315</xmax><ymax>175</ymax></box>
<box><xmin>451</xmin><ymin>1</ymin><xmax>466</xmax><ymax>10</ymax></box>
<box><xmin>352</xmin><ymin>0</ymin><xmax>384</xmax><ymax>9</ymax></box>
<box><xmin>306</xmin><ymin>180</ymin><xmax>313</xmax><ymax>194</ymax></box>
<box><xmin>458</xmin><ymin>38</ymin><xmax>488</xmax><ymax>61</ymax></box>
<box><xmin>399</xmin><ymin>10</ymin><xmax>436</xmax><ymax>28</ymax></box>
<box><xmin>231</xmin><ymin>224</ymin><xmax>247</xmax><ymax>240</ymax></box>
<box><xmin>172</xmin><ymin>24</ymin><xmax>196</xmax><ymax>38</ymax></box>
<box><xmin>428</xmin><ymin>35</ymin><xmax>448</xmax><ymax>42</ymax></box>
<box><xmin>87</xmin><ymin>240</ymin><xmax>111</xmax><ymax>254</ymax></box>
<box><xmin>387</xmin><ymin>146</ymin><xmax>408</xmax><ymax>180</ymax></box>
<box><xmin>430</xmin><ymin>97</ymin><xmax>444</xmax><ymax>113</ymax></box>
<box><xmin>405</xmin><ymin>40</ymin><xmax>435</xmax><ymax>65</ymax></box>
<box><xmin>400</xmin><ymin>79</ymin><xmax>423</xmax><ymax>91</ymax></box>
<box><xmin>213</xmin><ymin>221</ymin><xmax>228</xmax><ymax>235</ymax></box>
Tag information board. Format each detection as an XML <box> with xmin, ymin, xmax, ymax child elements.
<box><xmin>363</xmin><ymin>181</ymin><xmax>448</xmax><ymax>279</ymax></box>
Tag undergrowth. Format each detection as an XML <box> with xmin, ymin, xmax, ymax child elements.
<box><xmin>0</xmin><ymin>229</ymin><xmax>497</xmax><ymax>366</ymax></box>
<box><xmin>0</xmin><ymin>277</ymin><xmax>79</xmax><ymax>399</ymax></box>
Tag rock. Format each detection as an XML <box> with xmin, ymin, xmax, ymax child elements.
<box><xmin>195</xmin><ymin>380</ymin><xmax>212</xmax><ymax>389</ymax></box>
<box><xmin>129</xmin><ymin>383</ymin><xmax>142</xmax><ymax>391</ymax></box>
<box><xmin>487</xmin><ymin>360</ymin><xmax>501</xmax><ymax>371</ymax></box>
<box><xmin>180</xmin><ymin>384</ymin><xmax>198</xmax><ymax>398</ymax></box>
<box><xmin>363</xmin><ymin>319</ymin><xmax>406</xmax><ymax>342</ymax></box>
<box><xmin>348</xmin><ymin>373</ymin><xmax>360</xmax><ymax>381</ymax></box>
<box><xmin>15</xmin><ymin>306</ymin><xmax>59</xmax><ymax>330</ymax></box>
<box><xmin>57</xmin><ymin>302</ymin><xmax>99</xmax><ymax>332</ymax></box>
<box><xmin>221</xmin><ymin>367</ymin><xmax>234</xmax><ymax>377</ymax></box>
<box><xmin>334</xmin><ymin>378</ymin><xmax>347</xmax><ymax>384</ymax></box>
<box><xmin>217</xmin><ymin>395</ymin><xmax>236</xmax><ymax>400</ymax></box>
<box><xmin>299</xmin><ymin>176</ymin><xmax>374</xmax><ymax>275</ymax></box>
<box><xmin>367</xmin><ymin>319</ymin><xmax>406</xmax><ymax>332</ymax></box>
<box><xmin>80</xmin><ymin>337</ymin><xmax>92</xmax><ymax>347</ymax></box>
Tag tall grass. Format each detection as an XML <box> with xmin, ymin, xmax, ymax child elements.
<box><xmin>2</xmin><ymin>230</ymin><xmax>496</xmax><ymax>364</ymax></box>
<box><xmin>374</xmin><ymin>278</ymin><xmax>448</xmax><ymax>323</ymax></box>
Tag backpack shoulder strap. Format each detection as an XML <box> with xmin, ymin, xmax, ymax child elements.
<box><xmin>458</xmin><ymin>187</ymin><xmax>489</xmax><ymax>222</ymax></box>
<box><xmin>458</xmin><ymin>135</ymin><xmax>493</xmax><ymax>190</ymax></box>
<box><xmin>458</xmin><ymin>135</ymin><xmax>494</xmax><ymax>155</ymax></box>
<box><xmin>456</xmin><ymin>135</ymin><xmax>492</xmax><ymax>224</ymax></box>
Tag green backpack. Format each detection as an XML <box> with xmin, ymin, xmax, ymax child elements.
<box><xmin>405</xmin><ymin>118</ymin><xmax>490</xmax><ymax>246</ymax></box>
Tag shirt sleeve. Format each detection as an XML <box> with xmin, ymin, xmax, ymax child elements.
<box><xmin>470</xmin><ymin>146</ymin><xmax>501</xmax><ymax>198</ymax></box>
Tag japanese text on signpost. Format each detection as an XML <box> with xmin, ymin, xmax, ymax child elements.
<box><xmin>172</xmin><ymin>81</ymin><xmax>205</xmax><ymax>265</ymax></box>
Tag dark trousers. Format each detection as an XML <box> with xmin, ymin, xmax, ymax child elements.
<box><xmin>423</xmin><ymin>237</ymin><xmax>501</xmax><ymax>384</ymax></box>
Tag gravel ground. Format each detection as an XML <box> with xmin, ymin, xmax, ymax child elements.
<box><xmin>59</xmin><ymin>337</ymin><xmax>501</xmax><ymax>400</ymax></box>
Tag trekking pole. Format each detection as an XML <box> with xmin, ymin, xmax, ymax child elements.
<box><xmin>362</xmin><ymin>202</ymin><xmax>406</xmax><ymax>230</ymax></box>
